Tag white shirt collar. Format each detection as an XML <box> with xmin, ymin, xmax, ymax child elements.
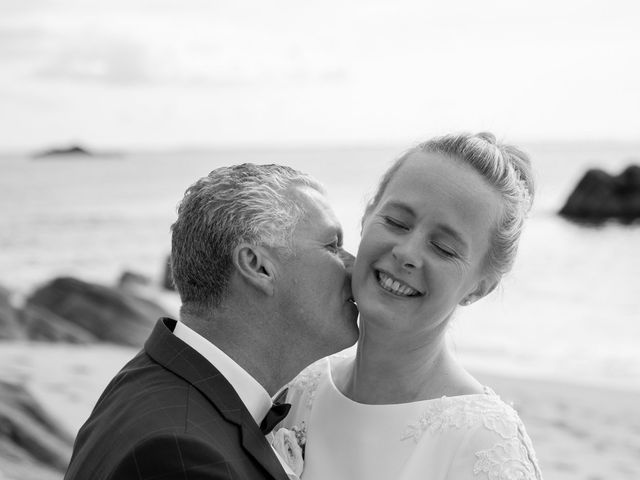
<box><xmin>173</xmin><ymin>320</ymin><xmax>272</xmax><ymax>425</ymax></box>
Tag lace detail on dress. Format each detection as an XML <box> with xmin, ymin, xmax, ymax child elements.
<box><xmin>288</xmin><ymin>359</ymin><xmax>326</xmax><ymax>410</ymax></box>
<box><xmin>401</xmin><ymin>393</ymin><xmax>519</xmax><ymax>443</ymax></box>
<box><xmin>401</xmin><ymin>391</ymin><xmax>542</xmax><ymax>479</ymax></box>
<box><xmin>474</xmin><ymin>436</ymin><xmax>542</xmax><ymax>480</ymax></box>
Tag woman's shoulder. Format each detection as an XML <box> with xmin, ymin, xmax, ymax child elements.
<box><xmin>286</xmin><ymin>351</ymin><xmax>353</xmax><ymax>411</ymax></box>
<box><xmin>400</xmin><ymin>388</ymin><xmax>519</xmax><ymax>441</ymax></box>
<box><xmin>413</xmin><ymin>388</ymin><xmax>543</xmax><ymax>479</ymax></box>
<box><xmin>401</xmin><ymin>388</ymin><xmax>543</xmax><ymax>478</ymax></box>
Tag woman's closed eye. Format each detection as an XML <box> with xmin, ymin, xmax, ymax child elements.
<box><xmin>432</xmin><ymin>242</ymin><xmax>458</xmax><ymax>258</ymax></box>
<box><xmin>383</xmin><ymin>216</ymin><xmax>409</xmax><ymax>230</ymax></box>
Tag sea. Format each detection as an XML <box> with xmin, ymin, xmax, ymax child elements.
<box><xmin>1</xmin><ymin>142</ymin><xmax>639</xmax><ymax>393</ymax></box>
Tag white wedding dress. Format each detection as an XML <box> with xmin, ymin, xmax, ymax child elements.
<box><xmin>284</xmin><ymin>355</ymin><xmax>543</xmax><ymax>480</ymax></box>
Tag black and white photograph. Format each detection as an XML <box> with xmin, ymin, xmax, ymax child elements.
<box><xmin>1</xmin><ymin>1</ymin><xmax>639</xmax><ymax>479</ymax></box>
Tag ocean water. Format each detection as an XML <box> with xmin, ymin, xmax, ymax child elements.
<box><xmin>1</xmin><ymin>142</ymin><xmax>639</xmax><ymax>391</ymax></box>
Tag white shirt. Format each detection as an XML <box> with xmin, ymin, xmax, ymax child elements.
<box><xmin>173</xmin><ymin>320</ymin><xmax>272</xmax><ymax>425</ymax></box>
<box><xmin>172</xmin><ymin>321</ymin><xmax>299</xmax><ymax>479</ymax></box>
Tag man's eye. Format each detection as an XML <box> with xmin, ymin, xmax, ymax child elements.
<box><xmin>326</xmin><ymin>241</ymin><xmax>340</xmax><ymax>253</ymax></box>
<box><xmin>383</xmin><ymin>216</ymin><xmax>408</xmax><ymax>230</ymax></box>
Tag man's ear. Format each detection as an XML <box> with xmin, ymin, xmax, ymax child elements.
<box><xmin>233</xmin><ymin>243</ymin><xmax>277</xmax><ymax>296</ymax></box>
<box><xmin>459</xmin><ymin>276</ymin><xmax>499</xmax><ymax>306</ymax></box>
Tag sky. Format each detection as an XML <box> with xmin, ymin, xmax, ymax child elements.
<box><xmin>1</xmin><ymin>0</ymin><xmax>639</xmax><ymax>151</ymax></box>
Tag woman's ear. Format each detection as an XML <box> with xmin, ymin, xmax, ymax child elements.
<box><xmin>233</xmin><ymin>243</ymin><xmax>276</xmax><ymax>296</ymax></box>
<box><xmin>459</xmin><ymin>276</ymin><xmax>498</xmax><ymax>306</ymax></box>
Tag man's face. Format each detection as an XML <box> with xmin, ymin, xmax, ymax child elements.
<box><xmin>275</xmin><ymin>185</ymin><xmax>359</xmax><ymax>356</ymax></box>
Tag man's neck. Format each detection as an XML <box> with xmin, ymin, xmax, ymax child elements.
<box><xmin>181</xmin><ymin>310</ymin><xmax>304</xmax><ymax>396</ymax></box>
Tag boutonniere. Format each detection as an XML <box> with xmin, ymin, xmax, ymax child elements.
<box><xmin>269</xmin><ymin>423</ymin><xmax>307</xmax><ymax>477</ymax></box>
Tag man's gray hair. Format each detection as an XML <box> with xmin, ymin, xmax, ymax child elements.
<box><xmin>171</xmin><ymin>163</ymin><xmax>325</xmax><ymax>312</ymax></box>
<box><xmin>365</xmin><ymin>132</ymin><xmax>535</xmax><ymax>280</ymax></box>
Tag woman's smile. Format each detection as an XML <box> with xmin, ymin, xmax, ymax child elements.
<box><xmin>375</xmin><ymin>270</ymin><xmax>423</xmax><ymax>297</ymax></box>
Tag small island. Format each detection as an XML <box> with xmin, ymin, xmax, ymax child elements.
<box><xmin>32</xmin><ymin>144</ymin><xmax>122</xmax><ymax>159</ymax></box>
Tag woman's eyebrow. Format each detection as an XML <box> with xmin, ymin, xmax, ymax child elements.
<box><xmin>382</xmin><ymin>201</ymin><xmax>415</xmax><ymax>217</ymax></box>
<box><xmin>435</xmin><ymin>223</ymin><xmax>469</xmax><ymax>250</ymax></box>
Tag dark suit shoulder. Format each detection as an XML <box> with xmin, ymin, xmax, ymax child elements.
<box><xmin>67</xmin><ymin>352</ymin><xmax>209</xmax><ymax>479</ymax></box>
<box><xmin>66</xmin><ymin>326</ymin><xmax>285</xmax><ymax>480</ymax></box>
<box><xmin>108</xmin><ymin>432</ymin><xmax>237</xmax><ymax>480</ymax></box>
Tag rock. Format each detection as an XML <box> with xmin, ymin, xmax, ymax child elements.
<box><xmin>19</xmin><ymin>304</ymin><xmax>98</xmax><ymax>344</ymax></box>
<box><xmin>32</xmin><ymin>144</ymin><xmax>92</xmax><ymax>158</ymax></box>
<box><xmin>26</xmin><ymin>277</ymin><xmax>168</xmax><ymax>347</ymax></box>
<box><xmin>0</xmin><ymin>286</ymin><xmax>25</xmax><ymax>340</ymax></box>
<box><xmin>559</xmin><ymin>165</ymin><xmax>640</xmax><ymax>222</ymax></box>
<box><xmin>32</xmin><ymin>144</ymin><xmax>123</xmax><ymax>160</ymax></box>
<box><xmin>0</xmin><ymin>380</ymin><xmax>73</xmax><ymax>474</ymax></box>
<box><xmin>161</xmin><ymin>255</ymin><xmax>175</xmax><ymax>291</ymax></box>
<box><xmin>117</xmin><ymin>270</ymin><xmax>152</xmax><ymax>290</ymax></box>
<box><xmin>117</xmin><ymin>270</ymin><xmax>180</xmax><ymax>319</ymax></box>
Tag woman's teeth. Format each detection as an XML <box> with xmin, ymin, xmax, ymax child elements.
<box><xmin>377</xmin><ymin>271</ymin><xmax>420</xmax><ymax>297</ymax></box>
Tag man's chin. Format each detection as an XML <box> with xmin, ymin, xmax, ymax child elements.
<box><xmin>335</xmin><ymin>321</ymin><xmax>360</xmax><ymax>351</ymax></box>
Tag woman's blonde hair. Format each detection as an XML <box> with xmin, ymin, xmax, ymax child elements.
<box><xmin>365</xmin><ymin>132</ymin><xmax>534</xmax><ymax>279</ymax></box>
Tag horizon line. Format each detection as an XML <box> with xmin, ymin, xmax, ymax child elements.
<box><xmin>2</xmin><ymin>137</ymin><xmax>640</xmax><ymax>157</ymax></box>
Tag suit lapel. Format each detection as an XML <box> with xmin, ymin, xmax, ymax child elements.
<box><xmin>145</xmin><ymin>318</ymin><xmax>289</xmax><ymax>480</ymax></box>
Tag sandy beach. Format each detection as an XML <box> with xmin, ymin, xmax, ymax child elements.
<box><xmin>473</xmin><ymin>371</ymin><xmax>640</xmax><ymax>480</ymax></box>
<box><xmin>1</xmin><ymin>341</ymin><xmax>638</xmax><ymax>480</ymax></box>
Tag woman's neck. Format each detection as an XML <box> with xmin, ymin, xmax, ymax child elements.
<box><xmin>338</xmin><ymin>323</ymin><xmax>482</xmax><ymax>404</ymax></box>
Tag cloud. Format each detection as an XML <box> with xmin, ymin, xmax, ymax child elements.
<box><xmin>2</xmin><ymin>0</ymin><xmax>640</xmax><ymax>150</ymax></box>
<box><xmin>31</xmin><ymin>28</ymin><xmax>348</xmax><ymax>87</ymax></box>
<box><xmin>0</xmin><ymin>26</ymin><xmax>50</xmax><ymax>59</ymax></box>
<box><xmin>0</xmin><ymin>0</ymin><xmax>353</xmax><ymax>87</ymax></box>
<box><xmin>35</xmin><ymin>36</ymin><xmax>154</xmax><ymax>85</ymax></box>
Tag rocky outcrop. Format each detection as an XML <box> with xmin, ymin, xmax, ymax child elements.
<box><xmin>161</xmin><ymin>255</ymin><xmax>175</xmax><ymax>291</ymax></box>
<box><xmin>117</xmin><ymin>270</ymin><xmax>152</xmax><ymax>290</ymax></box>
<box><xmin>32</xmin><ymin>144</ymin><xmax>123</xmax><ymax>160</ymax></box>
<box><xmin>19</xmin><ymin>304</ymin><xmax>98</xmax><ymax>344</ymax></box>
<box><xmin>559</xmin><ymin>165</ymin><xmax>640</xmax><ymax>223</ymax></box>
<box><xmin>0</xmin><ymin>286</ymin><xmax>25</xmax><ymax>340</ymax></box>
<box><xmin>26</xmin><ymin>277</ymin><xmax>168</xmax><ymax>347</ymax></box>
<box><xmin>32</xmin><ymin>144</ymin><xmax>92</xmax><ymax>159</ymax></box>
<box><xmin>0</xmin><ymin>380</ymin><xmax>73</xmax><ymax>477</ymax></box>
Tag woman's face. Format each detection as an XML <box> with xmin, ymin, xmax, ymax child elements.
<box><xmin>352</xmin><ymin>151</ymin><xmax>503</xmax><ymax>336</ymax></box>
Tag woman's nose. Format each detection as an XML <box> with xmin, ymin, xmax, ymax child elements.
<box><xmin>392</xmin><ymin>234</ymin><xmax>423</xmax><ymax>270</ymax></box>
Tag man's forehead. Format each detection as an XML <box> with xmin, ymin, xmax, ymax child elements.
<box><xmin>290</xmin><ymin>185</ymin><xmax>342</xmax><ymax>234</ymax></box>
<box><xmin>289</xmin><ymin>184</ymin><xmax>328</xmax><ymax>212</ymax></box>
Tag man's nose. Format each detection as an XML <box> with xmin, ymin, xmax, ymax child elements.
<box><xmin>339</xmin><ymin>248</ymin><xmax>355</xmax><ymax>271</ymax></box>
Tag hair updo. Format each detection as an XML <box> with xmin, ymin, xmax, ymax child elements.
<box><xmin>365</xmin><ymin>132</ymin><xmax>535</xmax><ymax>279</ymax></box>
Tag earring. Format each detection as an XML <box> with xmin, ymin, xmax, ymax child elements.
<box><xmin>462</xmin><ymin>298</ymin><xmax>472</xmax><ymax>306</ymax></box>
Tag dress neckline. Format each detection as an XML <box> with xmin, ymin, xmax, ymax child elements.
<box><xmin>325</xmin><ymin>356</ymin><xmax>496</xmax><ymax>410</ymax></box>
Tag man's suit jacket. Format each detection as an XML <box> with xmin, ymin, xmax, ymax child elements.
<box><xmin>65</xmin><ymin>318</ymin><xmax>289</xmax><ymax>480</ymax></box>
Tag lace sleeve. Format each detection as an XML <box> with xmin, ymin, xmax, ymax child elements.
<box><xmin>449</xmin><ymin>399</ymin><xmax>543</xmax><ymax>480</ymax></box>
<box><xmin>472</xmin><ymin>420</ymin><xmax>543</xmax><ymax>480</ymax></box>
<box><xmin>280</xmin><ymin>357</ymin><xmax>328</xmax><ymax>430</ymax></box>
